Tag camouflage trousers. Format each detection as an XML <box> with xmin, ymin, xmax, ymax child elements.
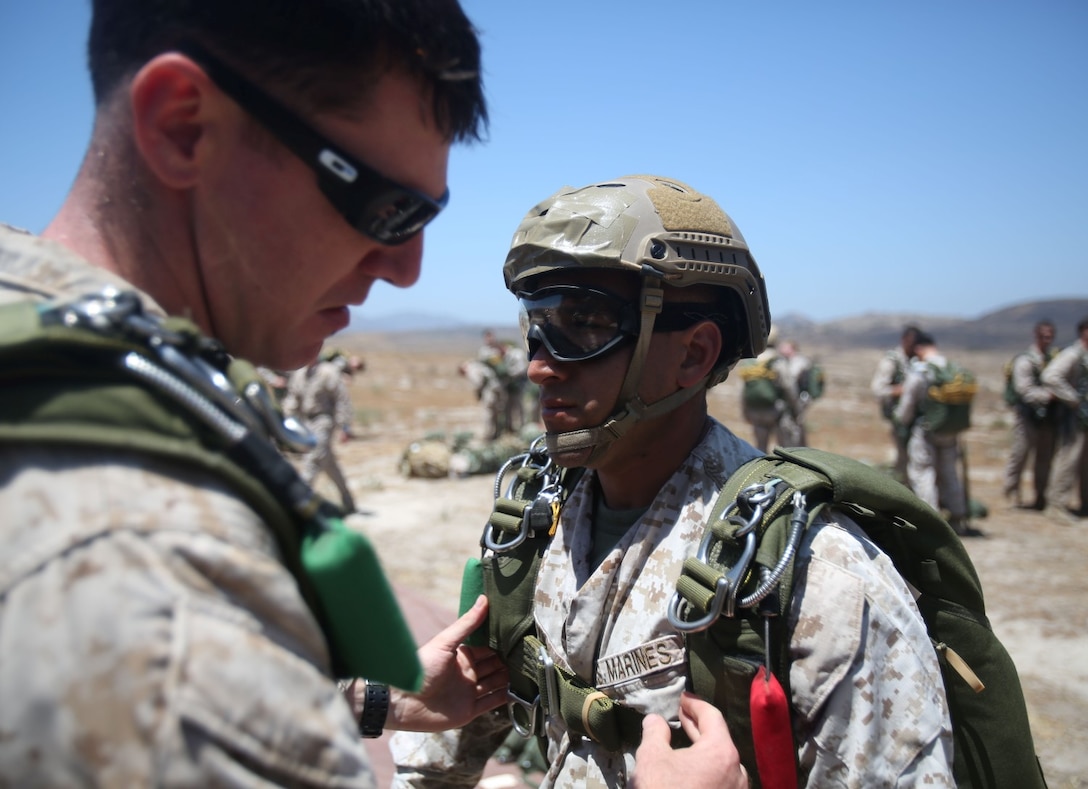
<box><xmin>906</xmin><ymin>427</ymin><xmax>967</xmax><ymax>521</ymax></box>
<box><xmin>1046</xmin><ymin>417</ymin><xmax>1087</xmax><ymax>512</ymax></box>
<box><xmin>1003</xmin><ymin>409</ymin><xmax>1057</xmax><ymax>507</ymax></box>
<box><xmin>300</xmin><ymin>416</ymin><xmax>355</xmax><ymax>513</ymax></box>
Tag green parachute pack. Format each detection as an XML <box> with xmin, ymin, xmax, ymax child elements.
<box><xmin>922</xmin><ymin>360</ymin><xmax>978</xmax><ymax>435</ymax></box>
<box><xmin>0</xmin><ymin>289</ymin><xmax>422</xmax><ymax>691</ymax></box>
<box><xmin>465</xmin><ymin>443</ymin><xmax>1047</xmax><ymax>788</ymax></box>
<box><xmin>738</xmin><ymin>356</ymin><xmax>783</xmax><ymax>408</ymax></box>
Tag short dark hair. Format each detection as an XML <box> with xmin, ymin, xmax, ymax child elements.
<box><xmin>88</xmin><ymin>0</ymin><xmax>488</xmax><ymax>143</ymax></box>
<box><xmin>914</xmin><ymin>331</ymin><xmax>936</xmax><ymax>347</ymax></box>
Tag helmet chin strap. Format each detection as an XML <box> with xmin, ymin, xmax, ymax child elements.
<box><xmin>544</xmin><ymin>274</ymin><xmax>708</xmax><ymax>465</ymax></box>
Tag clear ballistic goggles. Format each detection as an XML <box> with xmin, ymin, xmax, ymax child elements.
<box><xmin>518</xmin><ymin>285</ymin><xmax>722</xmax><ymax>362</ymax></box>
<box><xmin>518</xmin><ymin>285</ymin><xmax>640</xmax><ymax>362</ymax></box>
<box><xmin>181</xmin><ymin>43</ymin><xmax>447</xmax><ymax>246</ymax></box>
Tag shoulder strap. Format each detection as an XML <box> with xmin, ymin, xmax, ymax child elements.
<box><xmin>477</xmin><ymin>453</ymin><xmax>653</xmax><ymax>749</ymax></box>
<box><xmin>0</xmin><ymin>290</ymin><xmax>421</xmax><ymax>689</ymax></box>
<box><xmin>674</xmin><ymin>447</ymin><xmax>1046</xmax><ymax>789</ymax></box>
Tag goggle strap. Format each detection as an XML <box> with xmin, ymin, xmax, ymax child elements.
<box><xmin>544</xmin><ymin>381</ymin><xmax>708</xmax><ymax>462</ymax></box>
<box><xmin>546</xmin><ymin>277</ymin><xmax>705</xmax><ymax>464</ymax></box>
<box><xmin>615</xmin><ymin>280</ymin><xmax>664</xmax><ymax>407</ymax></box>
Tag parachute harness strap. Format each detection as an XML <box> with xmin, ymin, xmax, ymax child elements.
<box><xmin>484</xmin><ymin>435</ymin><xmax>564</xmax><ymax>553</ymax></box>
<box><xmin>668</xmin><ymin>478</ymin><xmax>809</xmax><ymax>633</ymax></box>
<box><xmin>40</xmin><ymin>288</ymin><xmax>323</xmax><ymax>519</ymax></box>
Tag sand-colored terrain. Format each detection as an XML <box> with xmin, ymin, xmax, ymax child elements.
<box><xmin>320</xmin><ymin>336</ymin><xmax>1086</xmax><ymax>788</ymax></box>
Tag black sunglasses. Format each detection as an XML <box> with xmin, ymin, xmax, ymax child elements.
<box><xmin>179</xmin><ymin>43</ymin><xmax>448</xmax><ymax>245</ymax></box>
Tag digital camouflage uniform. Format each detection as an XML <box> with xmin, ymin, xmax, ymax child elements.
<box><xmin>1003</xmin><ymin>346</ymin><xmax>1058</xmax><ymax>508</ymax></box>
<box><xmin>390</xmin><ymin>421</ymin><xmax>953</xmax><ymax>788</ymax></box>
<box><xmin>894</xmin><ymin>354</ymin><xmax>969</xmax><ymax>525</ymax></box>
<box><xmin>780</xmin><ymin>347</ymin><xmax>815</xmax><ymax>447</ymax></box>
<box><xmin>871</xmin><ymin>346</ymin><xmax>912</xmax><ymax>482</ymax></box>
<box><xmin>468</xmin><ymin>342</ymin><xmax>530</xmax><ymax>441</ymax></box>
<box><xmin>0</xmin><ymin>225</ymin><xmax>375</xmax><ymax>786</ymax></box>
<box><xmin>284</xmin><ymin>360</ymin><xmax>357</xmax><ymax>513</ymax></box>
<box><xmin>1041</xmin><ymin>340</ymin><xmax>1088</xmax><ymax>515</ymax></box>
<box><xmin>740</xmin><ymin>347</ymin><xmax>802</xmax><ymax>452</ymax></box>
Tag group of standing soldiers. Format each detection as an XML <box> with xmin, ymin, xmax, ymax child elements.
<box><xmin>1002</xmin><ymin>318</ymin><xmax>1088</xmax><ymax>525</ymax></box>
<box><xmin>873</xmin><ymin>318</ymin><xmax>1088</xmax><ymax>531</ymax></box>
<box><xmin>871</xmin><ymin>327</ymin><xmax>981</xmax><ymax>536</ymax></box>
<box><xmin>460</xmin><ymin>329</ymin><xmax>534</xmax><ymax>441</ymax></box>
<box><xmin>737</xmin><ymin>326</ymin><xmax>822</xmax><ymax>451</ymax></box>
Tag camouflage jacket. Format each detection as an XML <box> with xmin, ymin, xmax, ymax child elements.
<box><xmin>391</xmin><ymin>420</ymin><xmax>953</xmax><ymax>788</ymax></box>
<box><xmin>0</xmin><ymin>225</ymin><xmax>374</xmax><ymax>786</ymax></box>
<box><xmin>285</xmin><ymin>360</ymin><xmax>355</xmax><ymax>433</ymax></box>
<box><xmin>1041</xmin><ymin>341</ymin><xmax>1088</xmax><ymax>410</ymax></box>
<box><xmin>1011</xmin><ymin>345</ymin><xmax>1058</xmax><ymax>409</ymax></box>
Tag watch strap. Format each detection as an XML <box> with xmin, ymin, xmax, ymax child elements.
<box><xmin>359</xmin><ymin>680</ymin><xmax>389</xmax><ymax>738</ymax></box>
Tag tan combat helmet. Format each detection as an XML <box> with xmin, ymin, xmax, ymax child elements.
<box><xmin>504</xmin><ymin>174</ymin><xmax>771</xmax><ymax>462</ymax></box>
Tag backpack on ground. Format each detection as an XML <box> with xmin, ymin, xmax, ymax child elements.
<box><xmin>469</xmin><ymin>443</ymin><xmax>1047</xmax><ymax>788</ymax></box>
<box><xmin>739</xmin><ymin>356</ymin><xmax>783</xmax><ymax>409</ymax></box>
<box><xmin>922</xmin><ymin>360</ymin><xmax>978</xmax><ymax>434</ymax></box>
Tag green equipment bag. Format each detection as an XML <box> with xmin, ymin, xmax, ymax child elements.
<box><xmin>0</xmin><ymin>290</ymin><xmax>422</xmax><ymax>690</ymax></box>
<box><xmin>922</xmin><ymin>360</ymin><xmax>978</xmax><ymax>435</ymax></box>
<box><xmin>797</xmin><ymin>363</ymin><xmax>825</xmax><ymax>401</ymax></box>
<box><xmin>672</xmin><ymin>447</ymin><xmax>1047</xmax><ymax>788</ymax></box>
<box><xmin>739</xmin><ymin>357</ymin><xmax>782</xmax><ymax>408</ymax></box>
<box><xmin>1002</xmin><ymin>355</ymin><xmax>1022</xmax><ymax>407</ymax></box>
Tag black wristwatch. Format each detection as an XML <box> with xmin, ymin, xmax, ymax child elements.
<box><xmin>358</xmin><ymin>680</ymin><xmax>390</xmax><ymax>738</ymax></box>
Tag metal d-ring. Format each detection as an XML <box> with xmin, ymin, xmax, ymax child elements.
<box><xmin>507</xmin><ymin>687</ymin><xmax>540</xmax><ymax>738</ymax></box>
<box><xmin>667</xmin><ymin>529</ymin><xmax>758</xmax><ymax>632</ymax></box>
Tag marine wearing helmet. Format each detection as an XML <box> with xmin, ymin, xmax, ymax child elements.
<box><xmin>504</xmin><ymin>174</ymin><xmax>771</xmax><ymax>463</ymax></box>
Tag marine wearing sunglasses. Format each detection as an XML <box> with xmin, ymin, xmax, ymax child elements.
<box><xmin>179</xmin><ymin>43</ymin><xmax>448</xmax><ymax>245</ymax></box>
<box><xmin>518</xmin><ymin>284</ymin><xmax>730</xmax><ymax>363</ymax></box>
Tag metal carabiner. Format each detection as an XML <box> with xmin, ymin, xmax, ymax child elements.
<box><xmin>484</xmin><ymin>440</ymin><xmax>562</xmax><ymax>553</ymax></box>
<box><xmin>483</xmin><ymin>477</ymin><xmax>561</xmax><ymax>552</ymax></box>
<box><xmin>506</xmin><ymin>687</ymin><xmax>541</xmax><ymax>738</ymax></box>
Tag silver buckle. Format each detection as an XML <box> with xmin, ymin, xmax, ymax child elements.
<box><xmin>506</xmin><ymin>687</ymin><xmax>540</xmax><ymax>737</ymax></box>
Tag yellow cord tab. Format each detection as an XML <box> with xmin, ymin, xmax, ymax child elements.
<box><xmin>581</xmin><ymin>691</ymin><xmax>609</xmax><ymax>741</ymax></box>
<box><xmin>938</xmin><ymin>642</ymin><xmax>985</xmax><ymax>693</ymax></box>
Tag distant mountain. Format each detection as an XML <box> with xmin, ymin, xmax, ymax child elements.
<box><xmin>775</xmin><ymin>298</ymin><xmax>1088</xmax><ymax>351</ymax></box>
<box><xmin>345</xmin><ymin>298</ymin><xmax>1088</xmax><ymax>354</ymax></box>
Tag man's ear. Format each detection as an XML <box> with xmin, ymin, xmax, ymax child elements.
<box><xmin>676</xmin><ymin>321</ymin><xmax>722</xmax><ymax>388</ymax></box>
<box><xmin>129</xmin><ymin>54</ymin><xmax>219</xmax><ymax>189</ymax></box>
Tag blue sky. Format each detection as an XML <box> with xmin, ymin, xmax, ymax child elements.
<box><xmin>2</xmin><ymin>1</ymin><xmax>1085</xmax><ymax>330</ymax></box>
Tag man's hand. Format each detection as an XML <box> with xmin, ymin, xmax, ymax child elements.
<box><xmin>385</xmin><ymin>595</ymin><xmax>508</xmax><ymax>732</ymax></box>
<box><xmin>632</xmin><ymin>693</ymin><xmax>749</xmax><ymax>789</ymax></box>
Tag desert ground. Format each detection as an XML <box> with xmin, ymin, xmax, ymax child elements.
<box><xmin>317</xmin><ymin>333</ymin><xmax>1087</xmax><ymax>788</ymax></box>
